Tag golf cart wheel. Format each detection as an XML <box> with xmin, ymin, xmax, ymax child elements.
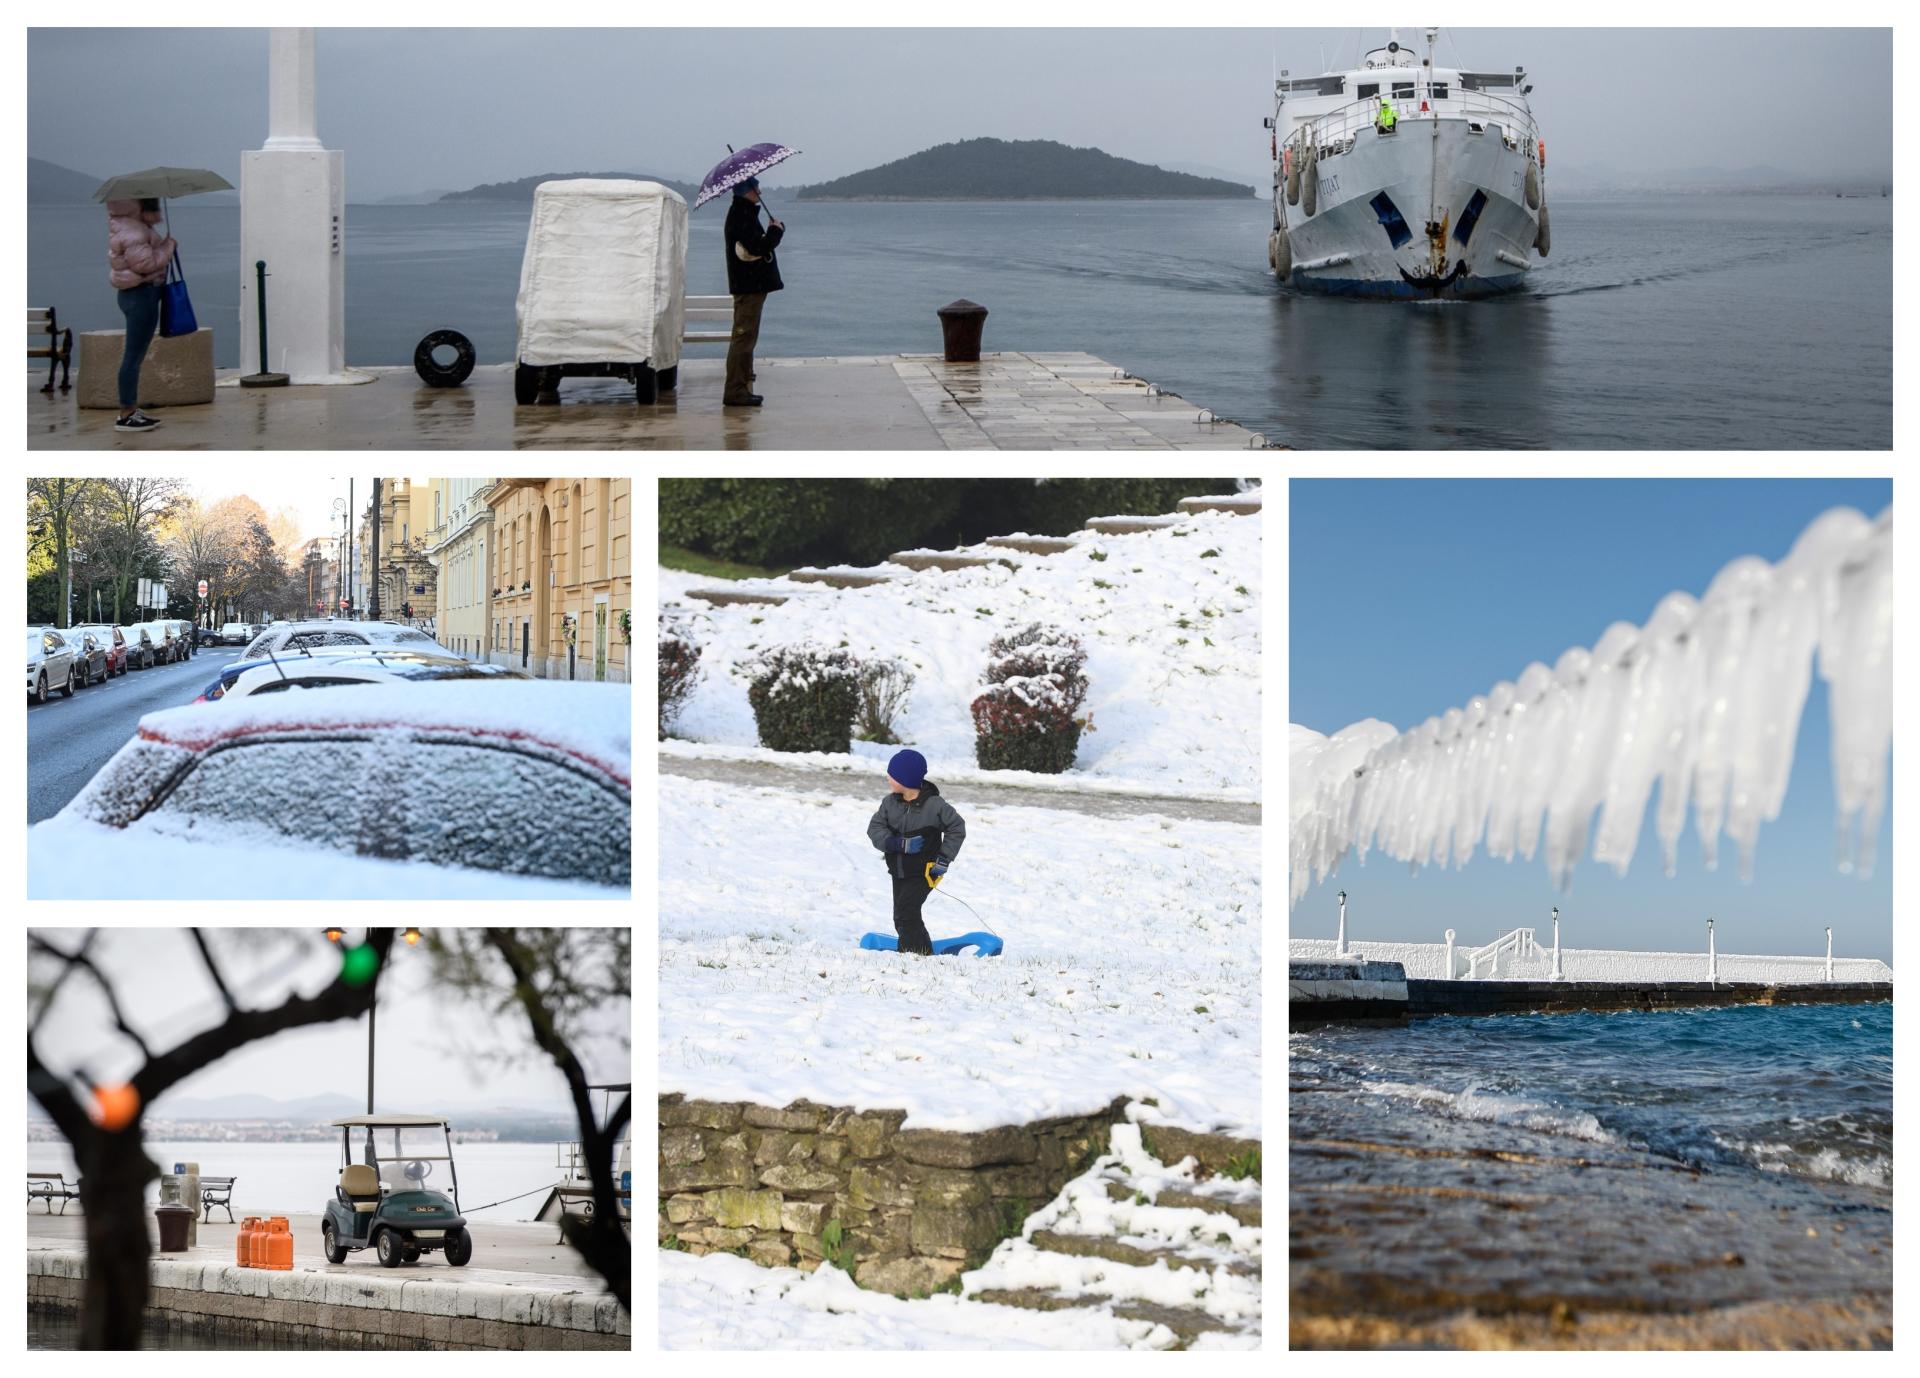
<box><xmin>375</xmin><ymin>1229</ymin><xmax>404</xmax><ymax>1268</ymax></box>
<box><xmin>635</xmin><ymin>365</ymin><xmax>658</xmax><ymax>406</ymax></box>
<box><xmin>413</xmin><ymin>329</ymin><xmax>476</xmax><ymax>388</ymax></box>
<box><xmin>444</xmin><ymin>1227</ymin><xmax>473</xmax><ymax>1267</ymax></box>
<box><xmin>402</xmin><ymin>1246</ymin><xmax>421</xmax><ymax>1264</ymax></box>
<box><xmin>513</xmin><ymin>363</ymin><xmax>541</xmax><ymax>406</ymax></box>
<box><xmin>658</xmin><ymin>365</ymin><xmax>679</xmax><ymax>393</ymax></box>
<box><xmin>322</xmin><ymin>1219</ymin><xmax>348</xmax><ymax>1264</ymax></box>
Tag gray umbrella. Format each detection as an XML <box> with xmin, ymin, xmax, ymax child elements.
<box><xmin>92</xmin><ymin>167</ymin><xmax>234</xmax><ymax>202</ymax></box>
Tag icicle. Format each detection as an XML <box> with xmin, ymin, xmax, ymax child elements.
<box><xmin>1290</xmin><ymin>507</ymin><xmax>1893</xmax><ymax>906</ymax></box>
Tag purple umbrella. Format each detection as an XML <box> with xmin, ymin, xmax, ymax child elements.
<box><xmin>693</xmin><ymin>143</ymin><xmax>801</xmax><ymax>210</ymax></box>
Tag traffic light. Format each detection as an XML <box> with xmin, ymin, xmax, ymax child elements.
<box><xmin>403</xmin><ymin>602</ymin><xmax>413</xmax><ymax>619</ymax></box>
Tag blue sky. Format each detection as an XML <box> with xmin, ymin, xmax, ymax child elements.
<box><xmin>1291</xmin><ymin>478</ymin><xmax>1893</xmax><ymax>963</ymax></box>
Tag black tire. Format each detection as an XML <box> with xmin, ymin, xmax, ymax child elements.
<box><xmin>635</xmin><ymin>365</ymin><xmax>658</xmax><ymax>406</ymax></box>
<box><xmin>58</xmin><ymin>667</ymin><xmax>74</xmax><ymax>698</ymax></box>
<box><xmin>513</xmin><ymin>363</ymin><xmax>541</xmax><ymax>405</ymax></box>
<box><xmin>657</xmin><ymin>365</ymin><xmax>679</xmax><ymax>393</ymax></box>
<box><xmin>443</xmin><ymin>1227</ymin><xmax>472</xmax><ymax>1267</ymax></box>
<box><xmin>34</xmin><ymin>673</ymin><xmax>47</xmax><ymax>705</ymax></box>
<box><xmin>402</xmin><ymin>1246</ymin><xmax>421</xmax><ymax>1264</ymax></box>
<box><xmin>72</xmin><ymin>663</ymin><xmax>86</xmax><ymax>690</ymax></box>
<box><xmin>375</xmin><ymin>1228</ymin><xmax>403</xmax><ymax>1268</ymax></box>
<box><xmin>322</xmin><ymin>1219</ymin><xmax>349</xmax><ymax>1264</ymax></box>
<box><xmin>414</xmin><ymin>329</ymin><xmax>476</xmax><ymax>388</ymax></box>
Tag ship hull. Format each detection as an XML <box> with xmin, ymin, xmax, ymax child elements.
<box><xmin>1279</xmin><ymin>117</ymin><xmax>1541</xmax><ymax>299</ymax></box>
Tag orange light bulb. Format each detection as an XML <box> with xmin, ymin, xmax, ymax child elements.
<box><xmin>90</xmin><ymin>1083</ymin><xmax>141</xmax><ymax>1131</ymax></box>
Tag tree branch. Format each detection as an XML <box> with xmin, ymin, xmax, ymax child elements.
<box><xmin>27</xmin><ymin>1038</ymin><xmax>94</xmax><ymax>1145</ymax></box>
<box><xmin>29</xmin><ymin>928</ymin><xmax>97</xmax><ymax>1032</ymax></box>
<box><xmin>187</xmin><ymin>929</ymin><xmax>238</xmax><ymax>1012</ymax></box>
<box><xmin>30</xmin><ymin>932</ymin><xmax>153</xmax><ymax>1061</ymax></box>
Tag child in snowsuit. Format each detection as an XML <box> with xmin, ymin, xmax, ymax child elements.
<box><xmin>866</xmin><ymin>749</ymin><xmax>966</xmax><ymax>956</ymax></box>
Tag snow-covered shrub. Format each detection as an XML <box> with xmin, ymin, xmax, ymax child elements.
<box><xmin>855</xmin><ymin>657</ymin><xmax>915</xmax><ymax>745</ymax></box>
<box><xmin>970</xmin><ymin>623</ymin><xmax>1090</xmax><ymax>774</ymax></box>
<box><xmin>658</xmin><ymin>620</ymin><xmax>701</xmax><ymax>741</ymax></box>
<box><xmin>745</xmin><ymin>642</ymin><xmax>862</xmax><ymax>754</ymax></box>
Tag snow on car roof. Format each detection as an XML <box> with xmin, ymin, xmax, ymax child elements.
<box><xmin>329</xmin><ymin>1114</ymin><xmax>452</xmax><ymax>1128</ymax></box>
<box><xmin>133</xmin><ymin>681</ymin><xmax>632</xmax><ymax>786</ymax></box>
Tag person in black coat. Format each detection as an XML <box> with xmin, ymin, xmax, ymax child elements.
<box><xmin>722</xmin><ymin>178</ymin><xmax>784</xmax><ymax>407</ymax></box>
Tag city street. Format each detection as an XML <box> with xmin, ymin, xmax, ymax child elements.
<box><xmin>26</xmin><ymin>645</ymin><xmax>242</xmax><ymax>823</ymax></box>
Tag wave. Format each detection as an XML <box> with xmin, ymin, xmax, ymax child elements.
<box><xmin>1714</xmin><ymin>1135</ymin><xmax>1892</xmax><ymax>1191</ymax></box>
<box><xmin>1359</xmin><ymin>1079</ymin><xmax>1616</xmax><ymax>1146</ymax></box>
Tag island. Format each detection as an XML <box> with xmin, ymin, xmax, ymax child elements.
<box><xmin>794</xmin><ymin>138</ymin><xmax>1255</xmax><ymax>201</ymax></box>
<box><xmin>440</xmin><ymin>171</ymin><xmax>700</xmax><ymax>203</ymax></box>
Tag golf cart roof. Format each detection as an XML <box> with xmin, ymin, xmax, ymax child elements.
<box><xmin>329</xmin><ymin>1114</ymin><xmax>451</xmax><ymax>1128</ymax></box>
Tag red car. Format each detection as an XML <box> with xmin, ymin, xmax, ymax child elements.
<box><xmin>69</xmin><ymin>624</ymin><xmax>129</xmax><ymax>678</ymax></box>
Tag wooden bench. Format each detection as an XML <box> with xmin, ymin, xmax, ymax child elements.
<box><xmin>683</xmin><ymin>294</ymin><xmax>734</xmax><ymax>345</ymax></box>
<box><xmin>29</xmin><ymin>308</ymin><xmax>74</xmax><ymax>394</ymax></box>
<box><xmin>28</xmin><ymin>1171</ymin><xmax>80</xmax><ymax>1214</ymax></box>
<box><xmin>201</xmin><ymin>1175</ymin><xmax>237</xmax><ymax>1223</ymax></box>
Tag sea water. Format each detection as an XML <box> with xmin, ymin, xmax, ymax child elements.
<box><xmin>1291</xmin><ymin>1002</ymin><xmax>1891</xmax><ymax>1325</ymax></box>
<box><xmin>28</xmin><ymin>194</ymin><xmax>1890</xmax><ymax>448</ymax></box>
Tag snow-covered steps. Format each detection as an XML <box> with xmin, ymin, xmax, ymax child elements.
<box><xmin>885</xmin><ymin>550</ymin><xmax>1020</xmax><ymax>573</ymax></box>
<box><xmin>684</xmin><ymin>587</ymin><xmax>791</xmax><ymax>607</ymax></box>
<box><xmin>1083</xmin><ymin>514</ymin><xmax>1185</xmax><ymax>535</ymax></box>
<box><xmin>1178</xmin><ymin>493</ymin><xmax>1262</xmax><ymax>516</ymax></box>
<box><xmin>962</xmin><ymin>1121</ymin><xmax>1263</xmax><ymax>1349</ymax></box>
<box><xmin>983</xmin><ymin>534</ymin><xmax>1080</xmax><ymax>556</ymax></box>
<box><xmin>785</xmin><ymin>568</ymin><xmax>899</xmax><ymax>589</ymax></box>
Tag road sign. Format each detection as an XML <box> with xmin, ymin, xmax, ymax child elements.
<box><xmin>197</xmin><ymin>579</ymin><xmax>209</xmax><ymax>598</ymax></box>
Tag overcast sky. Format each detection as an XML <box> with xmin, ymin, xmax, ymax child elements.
<box><xmin>29</xmin><ymin>929</ymin><xmax>630</xmax><ymax>1114</ymax></box>
<box><xmin>27</xmin><ymin>27</ymin><xmax>1892</xmax><ymax>201</ymax></box>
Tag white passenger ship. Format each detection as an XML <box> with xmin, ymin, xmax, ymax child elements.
<box><xmin>1267</xmin><ymin>29</ymin><xmax>1549</xmax><ymax>298</ymax></box>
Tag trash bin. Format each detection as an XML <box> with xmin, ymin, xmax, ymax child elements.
<box><xmin>155</xmin><ymin>1202</ymin><xmax>195</xmax><ymax>1254</ymax></box>
<box><xmin>937</xmin><ymin>299</ymin><xmax>989</xmax><ymax>363</ymax></box>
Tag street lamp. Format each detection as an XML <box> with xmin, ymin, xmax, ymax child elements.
<box><xmin>321</xmin><ymin>927</ymin><xmax>422</xmax><ymax>1114</ymax></box>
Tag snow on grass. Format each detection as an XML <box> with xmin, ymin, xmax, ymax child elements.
<box><xmin>659</xmin><ymin>777</ymin><xmax>1260</xmax><ymax>1135</ymax></box>
<box><xmin>659</xmin><ymin>511</ymin><xmax>1259</xmax><ymax>795</ymax></box>
<box><xmin>659</xmin><ymin>1250</ymin><xmax>1172</xmax><ymax>1350</ymax></box>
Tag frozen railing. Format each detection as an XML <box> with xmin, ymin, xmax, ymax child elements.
<box><xmin>1284</xmin><ymin>87</ymin><xmax>1539</xmax><ymax>160</ymax></box>
<box><xmin>1460</xmin><ymin>927</ymin><xmax>1540</xmax><ymax>979</ymax></box>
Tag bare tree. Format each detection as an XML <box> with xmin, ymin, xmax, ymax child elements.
<box><xmin>164</xmin><ymin>498</ymin><xmax>241</xmax><ymax>630</ymax></box>
<box><xmin>26</xmin><ymin>478</ymin><xmax>103</xmax><ymax>628</ymax></box>
<box><xmin>94</xmin><ymin>477</ymin><xmax>187</xmax><ymax>622</ymax></box>
<box><xmin>422</xmin><ymin>928</ymin><xmax>631</xmax><ymax>1312</ymax></box>
<box><xmin>27</xmin><ymin>929</ymin><xmax>397</xmax><ymax>1349</ymax></box>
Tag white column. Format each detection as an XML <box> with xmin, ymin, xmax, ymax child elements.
<box><xmin>1444</xmin><ymin>928</ymin><xmax>1455</xmax><ymax>979</ymax></box>
<box><xmin>1551</xmin><ymin>906</ymin><xmax>1562</xmax><ymax>981</ymax></box>
<box><xmin>1826</xmin><ymin>927</ymin><xmax>1833</xmax><ymax>982</ymax></box>
<box><xmin>263</xmin><ymin>30</ymin><xmax>323</xmax><ymax>151</ymax></box>
<box><xmin>1336</xmin><ymin>890</ymin><xmax>1347</xmax><ymax>957</ymax></box>
<box><xmin>1707</xmin><ymin>917</ymin><xmax>1717</xmax><ymax>985</ymax></box>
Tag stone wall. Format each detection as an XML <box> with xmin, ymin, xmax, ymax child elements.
<box><xmin>660</xmin><ymin>1093</ymin><xmax>1131</xmax><ymax>1297</ymax></box>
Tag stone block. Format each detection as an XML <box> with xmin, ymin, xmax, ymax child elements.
<box><xmin>845</xmin><ymin>1110</ymin><xmax>906</xmax><ymax>1158</ymax></box>
<box><xmin>482</xmin><ymin>1319</ymin><xmax>527</xmax><ymax>1350</ymax></box>
<box><xmin>659</xmin><ymin>1099</ymin><xmax>742</xmax><ymax>1130</ymax></box>
<box><xmin>749</xmin><ymin>1237</ymin><xmax>793</xmax><ymax>1269</ymax></box>
<box><xmin>743</xmin><ymin>1101</ymin><xmax>826</xmax><ymax>1131</ymax></box>
<box><xmin>659</xmin><ymin>1127</ymin><xmax>706</xmax><ymax>1167</ymax></box>
<box><xmin>980</xmin><ymin>1164</ymin><xmax>1053</xmax><ymax>1201</ymax></box>
<box><xmin>752</xmin><ymin>1130</ymin><xmax>800</xmax><ymax>1166</ymax></box>
<box><xmin>792</xmin><ymin>1231</ymin><xmax>826</xmax><ymax>1259</ymax></box>
<box><xmin>499</xmin><ymin>1290</ymin><xmax>533</xmax><ymax>1324</ymax></box>
<box><xmin>780</xmin><ymin>1200</ymin><xmax>828</xmax><ymax>1235</ymax></box>
<box><xmin>855</xmin><ymin>1254</ymin><xmax>966</xmax><ymax>1297</ymax></box>
<box><xmin>857</xmin><ymin>1209</ymin><xmax>914</xmax><ymax>1260</ymax></box>
<box><xmin>77</xmin><ymin>327</ymin><xmax>216</xmax><ymax>409</ymax></box>
<box><xmin>915</xmin><ymin>1168</ymin><xmax>990</xmax><ymax>1210</ymax></box>
<box><xmin>758</xmin><ymin>1163</ymin><xmax>839</xmax><ymax>1193</ymax></box>
<box><xmin>567</xmin><ymin>1294</ymin><xmax>601</xmax><ymax>1330</ymax></box>
<box><xmin>594</xmin><ymin>1295</ymin><xmax>623</xmax><ymax>1334</ymax></box>
<box><xmin>897</xmin><ymin>1124</ymin><xmax>1038</xmax><ymax>1169</ymax></box>
<box><xmin>814</xmin><ymin>1137</ymin><xmax>848</xmax><ymax>1167</ymax></box>
<box><xmin>660</xmin><ymin>1142</ymin><xmax>754</xmax><ymax>1192</ymax></box>
<box><xmin>848</xmin><ymin>1160</ymin><xmax>913</xmax><ymax>1211</ymax></box>
<box><xmin>694</xmin><ymin>1225</ymin><xmax>755</xmax><ymax>1249</ymax></box>
<box><xmin>707</xmin><ymin>1187</ymin><xmax>783</xmax><ymax>1230</ymax></box>
<box><xmin>424</xmin><ymin>1314</ymin><xmax>453</xmax><ymax>1342</ymax></box>
<box><xmin>665</xmin><ymin>1191</ymin><xmax>710</xmax><ymax>1224</ymax></box>
<box><xmin>474</xmin><ymin>1288</ymin><xmax>504</xmax><ymax>1322</ymax></box>
<box><xmin>911</xmin><ymin>1204</ymin><xmax>1003</xmax><ymax>1259</ymax></box>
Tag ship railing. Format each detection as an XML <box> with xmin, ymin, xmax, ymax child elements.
<box><xmin>1285</xmin><ymin>89</ymin><xmax>1539</xmax><ymax>163</ymax></box>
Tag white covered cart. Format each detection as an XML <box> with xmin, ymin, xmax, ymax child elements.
<box><xmin>513</xmin><ymin>179</ymin><xmax>688</xmax><ymax>405</ymax></box>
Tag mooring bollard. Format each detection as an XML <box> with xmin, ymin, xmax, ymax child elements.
<box><xmin>1551</xmin><ymin>906</ymin><xmax>1563</xmax><ymax>981</ymax></box>
<box><xmin>1826</xmin><ymin>926</ymin><xmax>1834</xmax><ymax>982</ymax></box>
<box><xmin>1444</xmin><ymin>928</ymin><xmax>1456</xmax><ymax>979</ymax></box>
<box><xmin>1336</xmin><ymin>889</ymin><xmax>1348</xmax><ymax>956</ymax></box>
<box><xmin>1707</xmin><ymin>917</ymin><xmax>1717</xmax><ymax>985</ymax></box>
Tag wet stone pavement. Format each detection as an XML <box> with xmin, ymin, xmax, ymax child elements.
<box><xmin>1289</xmin><ymin>1062</ymin><xmax>1893</xmax><ymax>1349</ymax></box>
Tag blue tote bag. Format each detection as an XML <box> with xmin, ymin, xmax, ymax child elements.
<box><xmin>159</xmin><ymin>249</ymin><xmax>198</xmax><ymax>338</ymax></box>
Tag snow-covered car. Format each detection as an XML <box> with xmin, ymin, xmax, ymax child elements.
<box><xmin>64</xmin><ymin>628</ymin><xmax>110</xmax><ymax>687</ymax></box>
<box><xmin>120</xmin><ymin>624</ymin><xmax>156</xmax><ymax>671</ymax></box>
<box><xmin>164</xmin><ymin>619</ymin><xmax>197</xmax><ymax>658</ymax></box>
<box><xmin>70</xmin><ymin>624</ymin><xmax>129</xmax><ymax>677</ymax></box>
<box><xmin>129</xmin><ymin>620</ymin><xmax>180</xmax><ymax>664</ymax></box>
<box><xmin>28</xmin><ymin>628</ymin><xmax>77</xmax><ymax>702</ymax></box>
<box><xmin>219</xmin><ymin>622</ymin><xmax>249</xmax><ymax>645</ymax></box>
<box><xmin>514</xmin><ymin>178</ymin><xmax>687</xmax><ymax>406</ymax></box>
<box><xmin>219</xmin><ymin>651</ymin><xmax>529</xmax><ymax>699</ymax></box>
<box><xmin>27</xmin><ymin>682</ymin><xmax>630</xmax><ymax>899</ymax></box>
<box><xmin>239</xmin><ymin>619</ymin><xmax>450</xmax><ymax>663</ymax></box>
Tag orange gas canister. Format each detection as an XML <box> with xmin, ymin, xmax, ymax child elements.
<box><xmin>263</xmin><ymin>1217</ymin><xmax>294</xmax><ymax>1271</ymax></box>
<box><xmin>238</xmin><ymin>1216</ymin><xmax>261</xmax><ymax>1267</ymax></box>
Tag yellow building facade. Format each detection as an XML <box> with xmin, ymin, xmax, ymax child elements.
<box><xmin>484</xmin><ymin>478</ymin><xmax>631</xmax><ymax>682</ymax></box>
<box><xmin>420</xmin><ymin>478</ymin><xmax>496</xmax><ymax>661</ymax></box>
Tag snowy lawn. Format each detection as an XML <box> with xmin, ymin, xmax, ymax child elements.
<box><xmin>659</xmin><ymin>777</ymin><xmax>1261</xmax><ymax>1136</ymax></box>
<box><xmin>659</xmin><ymin>510</ymin><xmax>1260</xmax><ymax>796</ymax></box>
<box><xmin>659</xmin><ymin>1250</ymin><xmax>1166</xmax><ymax>1349</ymax></box>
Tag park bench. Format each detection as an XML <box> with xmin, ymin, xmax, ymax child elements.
<box><xmin>28</xmin><ymin>1171</ymin><xmax>80</xmax><ymax>1214</ymax></box>
<box><xmin>201</xmin><ymin>1175</ymin><xmax>237</xmax><ymax>1223</ymax></box>
<box><xmin>29</xmin><ymin>307</ymin><xmax>74</xmax><ymax>394</ymax></box>
<box><xmin>683</xmin><ymin>295</ymin><xmax>733</xmax><ymax>345</ymax></box>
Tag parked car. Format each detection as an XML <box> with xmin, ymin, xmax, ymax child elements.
<box><xmin>65</xmin><ymin>628</ymin><xmax>110</xmax><ymax>687</ymax></box>
<box><xmin>165</xmin><ymin>619</ymin><xmax>197</xmax><ymax>657</ymax></box>
<box><xmin>70</xmin><ymin>624</ymin><xmax>129</xmax><ymax>678</ymax></box>
<box><xmin>196</xmin><ymin>624</ymin><xmax>223</xmax><ymax>648</ymax></box>
<box><xmin>220</xmin><ymin>622</ymin><xmax>249</xmax><ymax>645</ymax></box>
<box><xmin>27</xmin><ymin>627</ymin><xmax>77</xmax><ymax>703</ymax></box>
<box><xmin>27</xmin><ymin>682</ymin><xmax>632</xmax><ymax>898</ymax></box>
<box><xmin>221</xmin><ymin>652</ymin><xmax>530</xmax><ymax>700</ymax></box>
<box><xmin>195</xmin><ymin>647</ymin><xmax>499</xmax><ymax>703</ymax></box>
<box><xmin>121</xmin><ymin>624</ymin><xmax>156</xmax><ymax>671</ymax></box>
<box><xmin>239</xmin><ymin>619</ymin><xmax>452</xmax><ymax>663</ymax></box>
<box><xmin>514</xmin><ymin>178</ymin><xmax>686</xmax><ymax>406</ymax></box>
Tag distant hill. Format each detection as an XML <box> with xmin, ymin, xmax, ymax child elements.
<box><xmin>795</xmin><ymin>138</ymin><xmax>1256</xmax><ymax>201</ymax></box>
<box><xmin>148</xmin><ymin>1091</ymin><xmax>365</xmax><ymax>1120</ymax></box>
<box><xmin>441</xmin><ymin>172</ymin><xmax>699</xmax><ymax>203</ymax></box>
<box><xmin>29</xmin><ymin>156</ymin><xmax>100</xmax><ymax>203</ymax></box>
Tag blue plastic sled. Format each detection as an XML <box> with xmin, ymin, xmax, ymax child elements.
<box><xmin>860</xmin><ymin>931</ymin><xmax>1004</xmax><ymax>957</ymax></box>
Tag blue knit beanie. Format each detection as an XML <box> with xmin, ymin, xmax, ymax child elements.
<box><xmin>887</xmin><ymin>749</ymin><xmax>927</xmax><ymax>789</ymax></box>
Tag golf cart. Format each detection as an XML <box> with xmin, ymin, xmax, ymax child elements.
<box><xmin>513</xmin><ymin>179</ymin><xmax>687</xmax><ymax>406</ymax></box>
<box><xmin>321</xmin><ymin>1115</ymin><xmax>472</xmax><ymax>1268</ymax></box>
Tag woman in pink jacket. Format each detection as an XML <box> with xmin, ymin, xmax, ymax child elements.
<box><xmin>105</xmin><ymin>197</ymin><xmax>177</xmax><ymax>432</ymax></box>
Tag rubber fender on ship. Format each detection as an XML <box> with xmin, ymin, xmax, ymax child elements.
<box><xmin>1534</xmin><ymin>199</ymin><xmax>1552</xmax><ymax>257</ymax></box>
<box><xmin>1272</xmin><ymin>224</ymin><xmax>1292</xmax><ymax>279</ymax></box>
<box><xmin>1301</xmin><ymin>146</ymin><xmax>1319</xmax><ymax>218</ymax></box>
<box><xmin>413</xmin><ymin>329</ymin><xmax>476</xmax><ymax>388</ymax></box>
<box><xmin>1524</xmin><ymin>160</ymin><xmax>1541</xmax><ymax>211</ymax></box>
<box><xmin>1285</xmin><ymin>146</ymin><xmax>1301</xmax><ymax>206</ymax></box>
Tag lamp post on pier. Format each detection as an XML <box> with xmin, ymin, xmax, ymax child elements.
<box><xmin>1550</xmin><ymin>906</ymin><xmax>1563</xmax><ymax>981</ymax></box>
<box><xmin>1707</xmin><ymin>917</ymin><xmax>1717</xmax><ymax>986</ymax></box>
<box><xmin>1336</xmin><ymin>890</ymin><xmax>1348</xmax><ymax>957</ymax></box>
<box><xmin>1826</xmin><ymin>926</ymin><xmax>1833</xmax><ymax>982</ymax></box>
